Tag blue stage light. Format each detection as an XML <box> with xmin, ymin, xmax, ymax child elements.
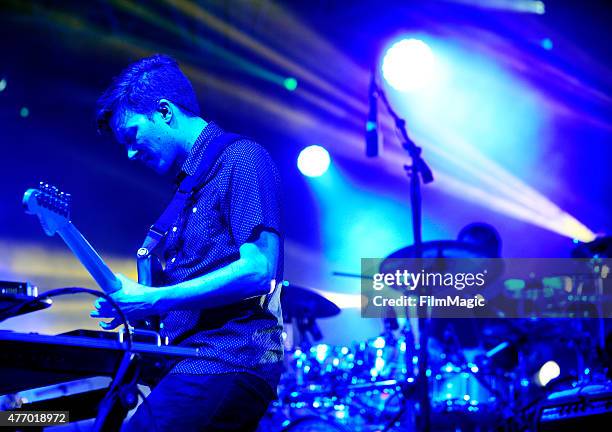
<box><xmin>0</xmin><ymin>78</ymin><xmax>7</xmax><ymax>92</ymax></box>
<box><xmin>382</xmin><ymin>38</ymin><xmax>436</xmax><ymax>92</ymax></box>
<box><xmin>541</xmin><ymin>38</ymin><xmax>553</xmax><ymax>50</ymax></box>
<box><xmin>315</xmin><ymin>344</ymin><xmax>329</xmax><ymax>362</ymax></box>
<box><xmin>373</xmin><ymin>336</ymin><xmax>386</xmax><ymax>349</ymax></box>
<box><xmin>283</xmin><ymin>77</ymin><xmax>298</xmax><ymax>91</ymax></box>
<box><xmin>297</xmin><ymin>145</ymin><xmax>330</xmax><ymax>177</ymax></box>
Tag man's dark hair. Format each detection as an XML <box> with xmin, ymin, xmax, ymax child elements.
<box><xmin>96</xmin><ymin>54</ymin><xmax>200</xmax><ymax>132</ymax></box>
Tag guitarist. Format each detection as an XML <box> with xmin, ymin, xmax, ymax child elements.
<box><xmin>91</xmin><ymin>54</ymin><xmax>283</xmax><ymax>431</ymax></box>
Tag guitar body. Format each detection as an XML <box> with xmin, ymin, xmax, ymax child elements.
<box><xmin>136</xmin><ymin>254</ymin><xmax>164</xmax><ymax>331</ymax></box>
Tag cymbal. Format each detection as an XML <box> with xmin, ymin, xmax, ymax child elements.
<box><xmin>384</xmin><ymin>240</ymin><xmax>497</xmax><ymax>259</ymax></box>
<box><xmin>379</xmin><ymin>241</ymin><xmax>505</xmax><ymax>297</ymax></box>
<box><xmin>572</xmin><ymin>236</ymin><xmax>612</xmax><ymax>258</ymax></box>
<box><xmin>281</xmin><ymin>284</ymin><xmax>340</xmax><ymax>320</ymax></box>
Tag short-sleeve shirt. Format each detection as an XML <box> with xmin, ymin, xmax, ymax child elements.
<box><xmin>158</xmin><ymin>122</ymin><xmax>284</xmax><ymax>395</ymax></box>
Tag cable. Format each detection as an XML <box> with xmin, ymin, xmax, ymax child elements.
<box><xmin>135</xmin><ymin>387</ymin><xmax>159</xmax><ymax>432</ymax></box>
<box><xmin>2</xmin><ymin>286</ymin><xmax>132</xmax><ymax>350</ymax></box>
<box><xmin>2</xmin><ymin>286</ymin><xmax>136</xmax><ymax>430</ymax></box>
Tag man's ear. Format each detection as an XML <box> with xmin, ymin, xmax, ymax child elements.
<box><xmin>157</xmin><ymin>99</ymin><xmax>173</xmax><ymax>124</ymax></box>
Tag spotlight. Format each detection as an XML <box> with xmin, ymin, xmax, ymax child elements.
<box><xmin>0</xmin><ymin>78</ymin><xmax>6</xmax><ymax>92</ymax></box>
<box><xmin>381</xmin><ymin>38</ymin><xmax>436</xmax><ymax>92</ymax></box>
<box><xmin>533</xmin><ymin>1</ymin><xmax>545</xmax><ymax>14</ymax></box>
<box><xmin>20</xmin><ymin>107</ymin><xmax>30</xmax><ymax>118</ymax></box>
<box><xmin>535</xmin><ymin>360</ymin><xmax>560</xmax><ymax>387</ymax></box>
<box><xmin>283</xmin><ymin>77</ymin><xmax>298</xmax><ymax>91</ymax></box>
<box><xmin>540</xmin><ymin>38</ymin><xmax>553</xmax><ymax>50</ymax></box>
<box><xmin>297</xmin><ymin>145</ymin><xmax>330</xmax><ymax>177</ymax></box>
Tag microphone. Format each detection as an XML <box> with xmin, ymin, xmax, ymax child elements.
<box><xmin>366</xmin><ymin>73</ymin><xmax>379</xmax><ymax>157</ymax></box>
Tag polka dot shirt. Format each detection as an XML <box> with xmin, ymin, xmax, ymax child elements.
<box><xmin>159</xmin><ymin>122</ymin><xmax>284</xmax><ymax>395</ymax></box>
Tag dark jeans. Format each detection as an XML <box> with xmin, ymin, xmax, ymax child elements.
<box><xmin>122</xmin><ymin>373</ymin><xmax>274</xmax><ymax>432</ymax></box>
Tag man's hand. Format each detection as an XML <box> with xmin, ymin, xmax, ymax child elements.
<box><xmin>90</xmin><ymin>274</ymin><xmax>160</xmax><ymax>330</ymax></box>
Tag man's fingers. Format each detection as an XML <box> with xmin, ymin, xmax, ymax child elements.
<box><xmin>91</xmin><ymin>297</ymin><xmax>115</xmax><ymax>318</ymax></box>
<box><xmin>92</xmin><ymin>299</ymin><xmax>109</xmax><ymax>315</ymax></box>
<box><xmin>99</xmin><ymin>318</ymin><xmax>121</xmax><ymax>330</ymax></box>
<box><xmin>90</xmin><ymin>309</ymin><xmax>112</xmax><ymax>318</ymax></box>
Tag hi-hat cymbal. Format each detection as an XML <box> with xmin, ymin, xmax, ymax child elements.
<box><xmin>281</xmin><ymin>284</ymin><xmax>340</xmax><ymax>320</ymax></box>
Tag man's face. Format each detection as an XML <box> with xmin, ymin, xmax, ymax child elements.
<box><xmin>110</xmin><ymin>109</ymin><xmax>180</xmax><ymax>175</ymax></box>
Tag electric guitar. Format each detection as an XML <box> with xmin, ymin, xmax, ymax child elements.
<box><xmin>22</xmin><ymin>182</ymin><xmax>161</xmax><ymax>329</ymax></box>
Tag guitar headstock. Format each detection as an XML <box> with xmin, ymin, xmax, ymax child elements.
<box><xmin>23</xmin><ymin>182</ymin><xmax>72</xmax><ymax>236</ymax></box>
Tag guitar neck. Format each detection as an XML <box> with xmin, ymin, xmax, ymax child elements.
<box><xmin>58</xmin><ymin>223</ymin><xmax>121</xmax><ymax>294</ymax></box>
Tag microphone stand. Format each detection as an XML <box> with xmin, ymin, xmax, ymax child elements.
<box><xmin>374</xmin><ymin>80</ymin><xmax>434</xmax><ymax>432</ymax></box>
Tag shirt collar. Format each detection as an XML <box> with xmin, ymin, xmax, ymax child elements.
<box><xmin>177</xmin><ymin>121</ymin><xmax>225</xmax><ymax>181</ymax></box>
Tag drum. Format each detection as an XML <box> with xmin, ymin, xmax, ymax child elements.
<box><xmin>282</xmin><ymin>416</ymin><xmax>349</xmax><ymax>432</ymax></box>
<box><xmin>287</xmin><ymin>344</ymin><xmax>356</xmax><ymax>386</ymax></box>
<box><xmin>431</xmin><ymin>361</ymin><xmax>506</xmax><ymax>427</ymax></box>
<box><xmin>353</xmin><ymin>335</ymin><xmax>416</xmax><ymax>381</ymax></box>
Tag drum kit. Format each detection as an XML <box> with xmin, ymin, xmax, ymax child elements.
<box><xmin>259</xmin><ymin>237</ymin><xmax>612</xmax><ymax>431</ymax></box>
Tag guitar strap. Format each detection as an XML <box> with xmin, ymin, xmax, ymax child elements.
<box><xmin>136</xmin><ymin>132</ymin><xmax>242</xmax><ymax>276</ymax></box>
